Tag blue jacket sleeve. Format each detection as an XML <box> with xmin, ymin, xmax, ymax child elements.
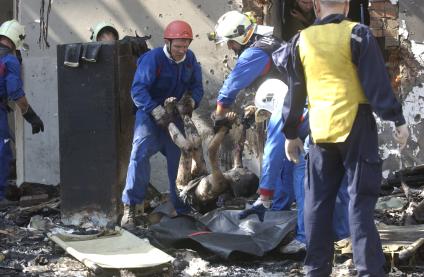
<box><xmin>280</xmin><ymin>34</ymin><xmax>307</xmax><ymax>139</ymax></box>
<box><xmin>260</xmin><ymin>112</ymin><xmax>289</xmax><ymax>191</ymax></box>
<box><xmin>188</xmin><ymin>53</ymin><xmax>204</xmax><ymax>108</ymax></box>
<box><xmin>4</xmin><ymin>55</ymin><xmax>25</xmax><ymax>101</ymax></box>
<box><xmin>217</xmin><ymin>48</ymin><xmax>270</xmax><ymax>107</ymax></box>
<box><xmin>351</xmin><ymin>24</ymin><xmax>405</xmax><ymax>126</ymax></box>
<box><xmin>131</xmin><ymin>52</ymin><xmax>159</xmax><ymax>113</ymax></box>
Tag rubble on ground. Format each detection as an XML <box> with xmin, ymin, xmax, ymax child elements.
<box><xmin>2</xmin><ymin>176</ymin><xmax>424</xmax><ymax>276</ymax></box>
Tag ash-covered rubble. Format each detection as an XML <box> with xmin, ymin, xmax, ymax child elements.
<box><xmin>2</xmin><ymin>167</ymin><xmax>424</xmax><ymax>277</ymax></box>
<box><xmin>378</xmin><ymin>165</ymin><xmax>424</xmax><ymax>226</ymax></box>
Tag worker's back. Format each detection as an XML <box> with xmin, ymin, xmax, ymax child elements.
<box><xmin>298</xmin><ymin>20</ymin><xmax>367</xmax><ymax>143</ymax></box>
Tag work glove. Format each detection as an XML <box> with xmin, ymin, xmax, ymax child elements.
<box><xmin>151</xmin><ymin>105</ymin><xmax>172</xmax><ymax>129</ymax></box>
<box><xmin>238</xmin><ymin>198</ymin><xmax>271</xmax><ymax>222</ymax></box>
<box><xmin>285</xmin><ymin>137</ymin><xmax>304</xmax><ymax>164</ymax></box>
<box><xmin>393</xmin><ymin>124</ymin><xmax>409</xmax><ymax>150</ymax></box>
<box><xmin>23</xmin><ymin>106</ymin><xmax>44</xmax><ymax>134</ymax></box>
<box><xmin>211</xmin><ymin>112</ymin><xmax>233</xmax><ymax>133</ymax></box>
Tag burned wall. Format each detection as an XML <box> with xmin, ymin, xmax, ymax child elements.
<box><xmin>16</xmin><ymin>0</ymin><xmax>244</xmax><ymax>190</ymax></box>
<box><xmin>258</xmin><ymin>0</ymin><xmax>424</xmax><ymax>176</ymax></box>
<box><xmin>371</xmin><ymin>0</ymin><xmax>424</xmax><ymax>177</ymax></box>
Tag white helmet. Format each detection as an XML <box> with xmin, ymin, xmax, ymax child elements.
<box><xmin>0</xmin><ymin>20</ymin><xmax>26</xmax><ymax>50</ymax></box>
<box><xmin>254</xmin><ymin>79</ymin><xmax>288</xmax><ymax>122</ymax></box>
<box><xmin>89</xmin><ymin>21</ymin><xmax>119</xmax><ymax>42</ymax></box>
<box><xmin>213</xmin><ymin>11</ymin><xmax>256</xmax><ymax>45</ymax></box>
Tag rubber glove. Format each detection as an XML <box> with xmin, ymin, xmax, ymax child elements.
<box><xmin>238</xmin><ymin>198</ymin><xmax>271</xmax><ymax>222</ymax></box>
<box><xmin>23</xmin><ymin>106</ymin><xmax>44</xmax><ymax>134</ymax></box>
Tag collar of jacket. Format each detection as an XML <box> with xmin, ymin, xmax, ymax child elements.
<box><xmin>163</xmin><ymin>45</ymin><xmax>186</xmax><ymax>64</ymax></box>
<box><xmin>313</xmin><ymin>14</ymin><xmax>346</xmax><ymax>26</ymax></box>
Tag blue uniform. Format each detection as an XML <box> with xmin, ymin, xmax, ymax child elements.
<box><xmin>122</xmin><ymin>47</ymin><xmax>204</xmax><ymax>214</ymax></box>
<box><xmin>259</xmin><ymin>107</ymin><xmax>350</xmax><ymax>243</ymax></box>
<box><xmin>217</xmin><ymin>47</ymin><xmax>270</xmax><ymax>107</ymax></box>
<box><xmin>276</xmin><ymin>15</ymin><xmax>405</xmax><ymax>276</ymax></box>
<box><xmin>0</xmin><ymin>45</ymin><xmax>25</xmax><ymax>200</ymax></box>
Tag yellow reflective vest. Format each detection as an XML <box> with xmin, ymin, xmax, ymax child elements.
<box><xmin>298</xmin><ymin>20</ymin><xmax>368</xmax><ymax>143</ymax></box>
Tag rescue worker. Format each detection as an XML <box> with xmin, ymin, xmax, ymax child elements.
<box><xmin>0</xmin><ymin>20</ymin><xmax>44</xmax><ymax>206</ymax></box>
<box><xmin>276</xmin><ymin>0</ymin><xmax>409</xmax><ymax>275</ymax></box>
<box><xmin>121</xmin><ymin>20</ymin><xmax>204</xmax><ymax>229</ymax></box>
<box><xmin>284</xmin><ymin>0</ymin><xmax>315</xmax><ymax>41</ymax></box>
<box><xmin>90</xmin><ymin>21</ymin><xmax>119</xmax><ymax>42</ymax></box>
<box><xmin>239</xmin><ymin>79</ymin><xmax>350</xmax><ymax>254</ymax></box>
<box><xmin>208</xmin><ymin>10</ymin><xmax>284</xmax><ymax>130</ymax></box>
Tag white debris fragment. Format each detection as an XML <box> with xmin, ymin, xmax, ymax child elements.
<box><xmin>382</xmin><ymin>170</ymin><xmax>390</xmax><ymax>179</ymax></box>
<box><xmin>410</xmin><ymin>128</ymin><xmax>418</xmax><ymax>143</ymax></box>
<box><xmin>413</xmin><ymin>145</ymin><xmax>421</xmax><ymax>157</ymax></box>
<box><xmin>183</xmin><ymin>258</ymin><xmax>209</xmax><ymax>276</ymax></box>
<box><xmin>61</xmin><ymin>211</ymin><xmax>111</xmax><ymax>228</ymax></box>
<box><xmin>389</xmin><ymin>0</ymin><xmax>398</xmax><ymax>5</ymax></box>
<box><xmin>380</xmin><ymin>143</ymin><xmax>400</xmax><ymax>160</ymax></box>
<box><xmin>399</xmin><ymin>20</ymin><xmax>408</xmax><ymax>40</ymax></box>
<box><xmin>402</xmin><ymin>84</ymin><xmax>424</xmax><ymax>125</ymax></box>
<box><xmin>411</xmin><ymin>41</ymin><xmax>424</xmax><ymax>67</ymax></box>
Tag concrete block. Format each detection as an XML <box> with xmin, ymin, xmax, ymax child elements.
<box><xmin>370</xmin><ymin>1</ymin><xmax>398</xmax><ymax>20</ymax></box>
<box><xmin>385</xmin><ymin>18</ymin><xmax>399</xmax><ymax>30</ymax></box>
<box><xmin>370</xmin><ymin>9</ymin><xmax>384</xmax><ymax>20</ymax></box>
<box><xmin>370</xmin><ymin>18</ymin><xmax>384</xmax><ymax>29</ymax></box>
<box><xmin>384</xmin><ymin>28</ymin><xmax>399</xmax><ymax>39</ymax></box>
<box><xmin>385</xmin><ymin>36</ymin><xmax>400</xmax><ymax>48</ymax></box>
<box><xmin>370</xmin><ymin>1</ymin><xmax>386</xmax><ymax>13</ymax></box>
<box><xmin>371</xmin><ymin>28</ymin><xmax>384</xmax><ymax>37</ymax></box>
<box><xmin>385</xmin><ymin>3</ymin><xmax>398</xmax><ymax>19</ymax></box>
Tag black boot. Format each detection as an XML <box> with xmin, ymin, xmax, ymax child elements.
<box><xmin>121</xmin><ymin>205</ymin><xmax>136</xmax><ymax>230</ymax></box>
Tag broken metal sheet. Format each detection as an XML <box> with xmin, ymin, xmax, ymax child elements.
<box><xmin>150</xmin><ymin>209</ymin><xmax>297</xmax><ymax>259</ymax></box>
<box><xmin>48</xmin><ymin>227</ymin><xmax>173</xmax><ymax>270</ymax></box>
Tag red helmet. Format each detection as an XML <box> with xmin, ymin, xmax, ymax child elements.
<box><xmin>164</xmin><ymin>20</ymin><xmax>193</xmax><ymax>40</ymax></box>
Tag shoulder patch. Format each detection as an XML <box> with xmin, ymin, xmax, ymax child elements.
<box><xmin>351</xmin><ymin>33</ymin><xmax>363</xmax><ymax>43</ymax></box>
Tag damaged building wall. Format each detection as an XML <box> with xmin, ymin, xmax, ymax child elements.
<box><xmin>16</xmin><ymin>0</ymin><xmax>244</xmax><ymax>190</ymax></box>
<box><xmin>372</xmin><ymin>0</ymin><xmax>424</xmax><ymax>177</ymax></box>
<box><xmin>256</xmin><ymin>0</ymin><xmax>424</xmax><ymax>177</ymax></box>
<box><xmin>14</xmin><ymin>0</ymin><xmax>424</xmax><ymax>190</ymax></box>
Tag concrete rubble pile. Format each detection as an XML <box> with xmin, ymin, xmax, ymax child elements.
<box><xmin>1</xmin><ymin>151</ymin><xmax>424</xmax><ymax>276</ymax></box>
<box><xmin>2</xmin><ymin>0</ymin><xmax>424</xmax><ymax>276</ymax></box>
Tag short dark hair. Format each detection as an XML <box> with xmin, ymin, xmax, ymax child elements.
<box><xmin>97</xmin><ymin>26</ymin><xmax>119</xmax><ymax>41</ymax></box>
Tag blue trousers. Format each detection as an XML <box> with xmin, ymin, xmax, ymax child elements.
<box><xmin>272</xmin><ymin>154</ymin><xmax>350</xmax><ymax>243</ymax></box>
<box><xmin>122</xmin><ymin>110</ymin><xmax>190</xmax><ymax>214</ymax></box>
<box><xmin>304</xmin><ymin>105</ymin><xmax>385</xmax><ymax>276</ymax></box>
<box><xmin>0</xmin><ymin>109</ymin><xmax>11</xmax><ymax>200</ymax></box>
